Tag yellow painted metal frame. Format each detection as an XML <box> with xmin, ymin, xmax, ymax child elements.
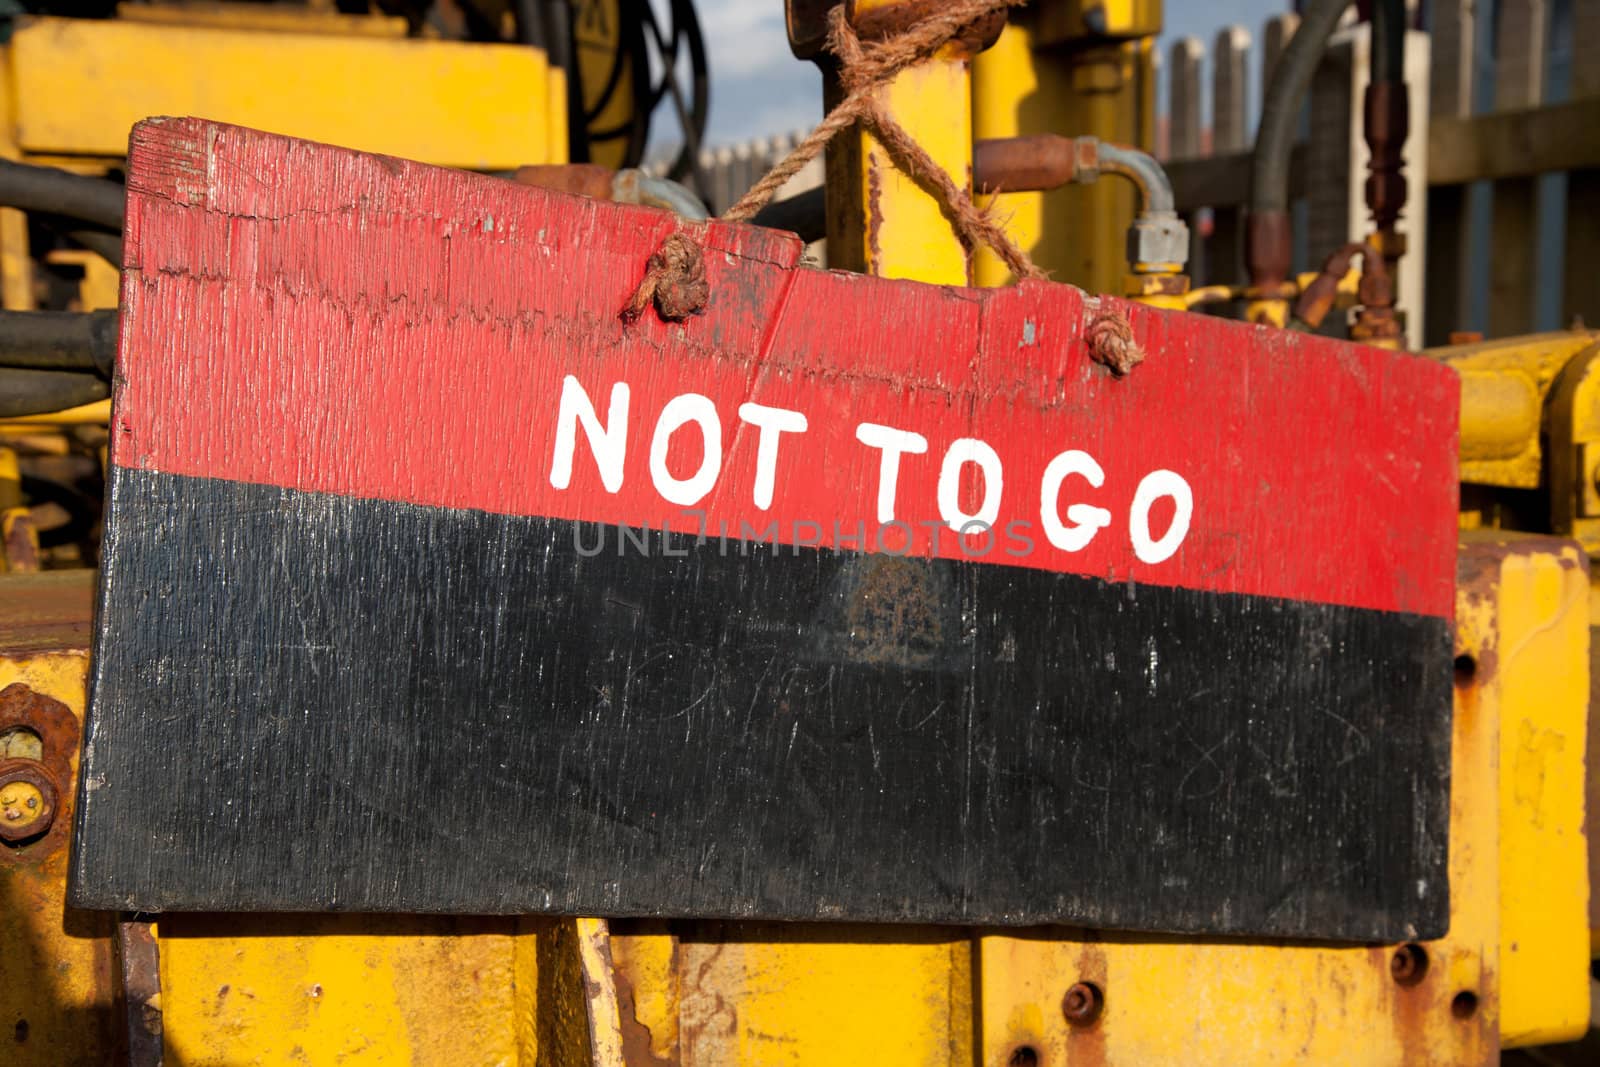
<box><xmin>6</xmin><ymin>15</ymin><xmax>565</xmax><ymax>170</ymax></box>
<box><xmin>0</xmin><ymin>572</ymin><xmax>116</xmax><ymax>1065</ymax></box>
<box><xmin>1435</xmin><ymin>329</ymin><xmax>1600</xmax><ymax>491</ymax></box>
<box><xmin>3</xmin><ymin>5</ymin><xmax>1593</xmax><ymax>1062</ymax></box>
<box><xmin>823</xmin><ymin>0</ymin><xmax>977</xmax><ymax>284</ymax></box>
<box><xmin>1485</xmin><ymin>537</ymin><xmax>1592</xmax><ymax>1045</ymax></box>
<box><xmin>971</xmin><ymin>14</ymin><xmax>1156</xmax><ymax>293</ymax></box>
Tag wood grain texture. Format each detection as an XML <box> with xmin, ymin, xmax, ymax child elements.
<box><xmin>73</xmin><ymin>119</ymin><xmax>1461</xmax><ymax>937</ymax></box>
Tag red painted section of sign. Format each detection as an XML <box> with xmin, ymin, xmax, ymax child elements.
<box><xmin>112</xmin><ymin>118</ymin><xmax>1458</xmax><ymax>618</ymax></box>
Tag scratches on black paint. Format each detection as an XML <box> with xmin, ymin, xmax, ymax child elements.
<box><xmin>74</xmin><ymin>469</ymin><xmax>1452</xmax><ymax>940</ymax></box>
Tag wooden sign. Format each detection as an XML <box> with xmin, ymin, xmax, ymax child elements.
<box><xmin>72</xmin><ymin>119</ymin><xmax>1459</xmax><ymax>940</ymax></box>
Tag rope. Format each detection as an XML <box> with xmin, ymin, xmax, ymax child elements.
<box><xmin>625</xmin><ymin>0</ymin><xmax>1042</xmax><ymax>323</ymax></box>
<box><xmin>620</xmin><ymin>233</ymin><xmax>708</xmax><ymax>323</ymax></box>
<box><xmin>1085</xmin><ymin>309</ymin><xmax>1146</xmax><ymax>377</ymax></box>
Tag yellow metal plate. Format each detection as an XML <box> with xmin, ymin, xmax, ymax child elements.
<box><xmin>0</xmin><ymin>572</ymin><xmax>114</xmax><ymax>1066</ymax></box>
<box><xmin>1491</xmin><ymin>539</ymin><xmax>1592</xmax><ymax>1046</ymax></box>
<box><xmin>1436</xmin><ymin>329</ymin><xmax>1599</xmax><ymax>490</ymax></box>
<box><xmin>8</xmin><ymin>16</ymin><xmax>562</xmax><ymax>170</ymax></box>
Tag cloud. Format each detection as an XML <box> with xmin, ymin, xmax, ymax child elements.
<box><xmin>694</xmin><ymin>0</ymin><xmax>794</xmax><ymax>80</ymax></box>
<box><xmin>690</xmin><ymin>0</ymin><xmax>821</xmax><ymax>144</ymax></box>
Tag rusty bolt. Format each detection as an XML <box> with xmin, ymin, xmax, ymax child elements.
<box><xmin>1062</xmin><ymin>981</ymin><xmax>1104</xmax><ymax>1026</ymax></box>
<box><xmin>1391</xmin><ymin>943</ymin><xmax>1429</xmax><ymax>986</ymax></box>
<box><xmin>0</xmin><ymin>760</ymin><xmax>56</xmax><ymax>842</ymax></box>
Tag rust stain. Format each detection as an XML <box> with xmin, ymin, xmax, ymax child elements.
<box><xmin>0</xmin><ymin>683</ymin><xmax>79</xmax><ymax>864</ymax></box>
<box><xmin>0</xmin><ymin>571</ymin><xmax>95</xmax><ymax>655</ymax></box>
<box><xmin>866</xmin><ymin>158</ymin><xmax>884</xmax><ymax>274</ymax></box>
<box><xmin>613</xmin><ymin>951</ymin><xmax>678</xmax><ymax>1067</ymax></box>
<box><xmin>676</xmin><ymin>934</ymin><xmax>735</xmax><ymax>1060</ymax></box>
<box><xmin>1373</xmin><ymin>943</ymin><xmax>1429</xmax><ymax>1064</ymax></box>
<box><xmin>833</xmin><ymin>555</ymin><xmax>949</xmax><ymax>669</ymax></box>
<box><xmin>1064</xmin><ymin>942</ymin><xmax>1107</xmax><ymax>1067</ymax></box>
<box><xmin>116</xmin><ymin>920</ymin><xmax>163</xmax><ymax>1067</ymax></box>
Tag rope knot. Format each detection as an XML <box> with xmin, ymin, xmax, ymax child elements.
<box><xmin>1085</xmin><ymin>310</ymin><xmax>1146</xmax><ymax>377</ymax></box>
<box><xmin>620</xmin><ymin>0</ymin><xmax>1040</xmax><ymax>324</ymax></box>
<box><xmin>622</xmin><ymin>233</ymin><xmax>709</xmax><ymax>323</ymax></box>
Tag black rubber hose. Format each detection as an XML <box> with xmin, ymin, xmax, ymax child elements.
<box><xmin>0</xmin><ymin>159</ymin><xmax>124</xmax><ymax>231</ymax></box>
<box><xmin>0</xmin><ymin>310</ymin><xmax>118</xmax><ymax>376</ymax></box>
<box><xmin>0</xmin><ymin>368</ymin><xmax>110</xmax><ymax>418</ymax></box>
<box><xmin>1253</xmin><ymin>0</ymin><xmax>1407</xmax><ymax>218</ymax></box>
<box><xmin>1250</xmin><ymin>0</ymin><xmax>1348</xmax><ymax>219</ymax></box>
<box><xmin>67</xmin><ymin>229</ymin><xmax>122</xmax><ymax>266</ymax></box>
<box><xmin>750</xmin><ymin>186</ymin><xmax>826</xmax><ymax>244</ymax></box>
<box><xmin>1371</xmin><ymin>0</ymin><xmax>1406</xmax><ymax>86</ymax></box>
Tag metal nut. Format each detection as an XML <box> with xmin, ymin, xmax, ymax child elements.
<box><xmin>1127</xmin><ymin>211</ymin><xmax>1189</xmax><ymax>270</ymax></box>
<box><xmin>0</xmin><ymin>760</ymin><xmax>57</xmax><ymax>842</ymax></box>
<box><xmin>1062</xmin><ymin>981</ymin><xmax>1104</xmax><ymax>1026</ymax></box>
<box><xmin>1390</xmin><ymin>943</ymin><xmax>1429</xmax><ymax>986</ymax></box>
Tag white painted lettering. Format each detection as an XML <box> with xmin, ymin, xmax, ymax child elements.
<box><xmin>649</xmin><ymin>394</ymin><xmax>722</xmax><ymax>506</ymax></box>
<box><xmin>937</xmin><ymin>438</ymin><xmax>1004</xmax><ymax>533</ymax></box>
<box><xmin>1129</xmin><ymin>469</ymin><xmax>1193</xmax><ymax>564</ymax></box>
<box><xmin>549</xmin><ymin>376</ymin><xmax>629</xmax><ymax>493</ymax></box>
<box><xmin>738</xmin><ymin>402</ymin><xmax>808</xmax><ymax>511</ymax></box>
<box><xmin>1040</xmin><ymin>450</ymin><xmax>1113</xmax><ymax>552</ymax></box>
<box><xmin>855</xmin><ymin>423</ymin><xmax>928</xmax><ymax>523</ymax></box>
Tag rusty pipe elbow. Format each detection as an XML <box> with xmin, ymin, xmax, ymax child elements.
<box><xmin>972</xmin><ymin>135</ymin><xmax>1188</xmax><ymax>271</ymax></box>
<box><xmin>1291</xmin><ymin>242</ymin><xmax>1368</xmax><ymax>329</ymax></box>
<box><xmin>1093</xmin><ymin>141</ymin><xmax>1176</xmax><ymax>216</ymax></box>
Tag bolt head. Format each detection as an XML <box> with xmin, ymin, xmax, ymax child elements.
<box><xmin>1390</xmin><ymin>943</ymin><xmax>1429</xmax><ymax>986</ymax></box>
<box><xmin>1062</xmin><ymin>981</ymin><xmax>1104</xmax><ymax>1025</ymax></box>
<box><xmin>0</xmin><ymin>763</ymin><xmax>57</xmax><ymax>843</ymax></box>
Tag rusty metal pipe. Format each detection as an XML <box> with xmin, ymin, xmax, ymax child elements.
<box><xmin>975</xmin><ymin>135</ymin><xmax>1187</xmax><ymax>270</ymax></box>
<box><xmin>974</xmin><ymin>134</ymin><xmax>1174</xmax><ymax>212</ymax></box>
<box><xmin>972</xmin><ymin>134</ymin><xmax>1086</xmax><ymax>196</ymax></box>
<box><xmin>1291</xmin><ymin>242</ymin><xmax>1371</xmax><ymax>330</ymax></box>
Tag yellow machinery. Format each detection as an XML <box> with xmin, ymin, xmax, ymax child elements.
<box><xmin>0</xmin><ymin>1</ymin><xmax>1593</xmax><ymax>1064</ymax></box>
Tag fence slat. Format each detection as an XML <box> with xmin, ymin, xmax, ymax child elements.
<box><xmin>1212</xmin><ymin>27</ymin><xmax>1252</xmax><ymax>153</ymax></box>
<box><xmin>1566</xmin><ymin>0</ymin><xmax>1600</xmax><ymax>328</ymax></box>
<box><xmin>1429</xmin><ymin>0</ymin><xmax>1476</xmax><ymax>118</ymax></box>
<box><xmin>1168</xmin><ymin>37</ymin><xmax>1204</xmax><ymax>160</ymax></box>
<box><xmin>1210</xmin><ymin>27</ymin><xmax>1253</xmax><ymax>284</ymax></box>
<box><xmin>1262</xmin><ymin>13</ymin><xmax>1300</xmax><ymax>84</ymax></box>
<box><xmin>1425</xmin><ymin>0</ymin><xmax>1477</xmax><ymax>344</ymax></box>
<box><xmin>1488</xmin><ymin>0</ymin><xmax>1548</xmax><ymax>337</ymax></box>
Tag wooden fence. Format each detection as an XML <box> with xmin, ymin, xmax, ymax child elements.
<box><xmin>675</xmin><ymin>1</ymin><xmax>1600</xmax><ymax>348</ymax></box>
<box><xmin>1161</xmin><ymin>0</ymin><xmax>1600</xmax><ymax>347</ymax></box>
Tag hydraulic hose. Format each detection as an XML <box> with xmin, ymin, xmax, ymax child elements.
<box><xmin>750</xmin><ymin>186</ymin><xmax>826</xmax><ymax>244</ymax></box>
<box><xmin>0</xmin><ymin>310</ymin><xmax>118</xmax><ymax>376</ymax></box>
<box><xmin>0</xmin><ymin>368</ymin><xmax>110</xmax><ymax>418</ymax></box>
<box><xmin>66</xmin><ymin>229</ymin><xmax>122</xmax><ymax>266</ymax></box>
<box><xmin>1247</xmin><ymin>0</ymin><xmax>1406</xmax><ymax>289</ymax></box>
<box><xmin>1370</xmin><ymin>0</ymin><xmax>1406</xmax><ymax>86</ymax></box>
<box><xmin>0</xmin><ymin>159</ymin><xmax>124</xmax><ymax>232</ymax></box>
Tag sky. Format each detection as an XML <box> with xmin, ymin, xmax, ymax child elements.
<box><xmin>682</xmin><ymin>0</ymin><xmax>1287</xmax><ymax>148</ymax></box>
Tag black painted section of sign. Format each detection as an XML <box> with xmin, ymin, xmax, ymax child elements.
<box><xmin>74</xmin><ymin>470</ymin><xmax>1452</xmax><ymax>939</ymax></box>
